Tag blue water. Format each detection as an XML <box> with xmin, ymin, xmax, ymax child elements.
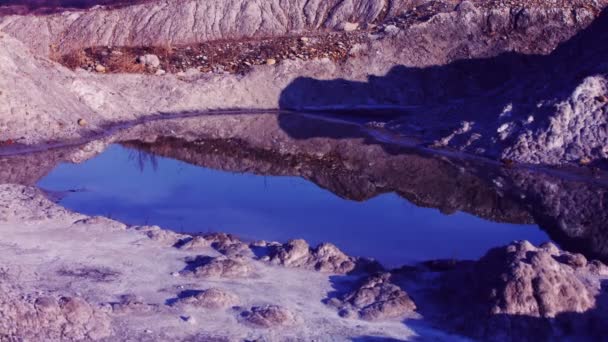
<box><xmin>37</xmin><ymin>144</ymin><xmax>549</xmax><ymax>266</ymax></box>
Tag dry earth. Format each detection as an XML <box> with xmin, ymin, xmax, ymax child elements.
<box><xmin>1</xmin><ymin>0</ymin><xmax>608</xmax><ymax>340</ymax></box>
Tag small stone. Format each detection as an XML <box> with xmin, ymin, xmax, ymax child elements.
<box><xmin>500</xmin><ymin>158</ymin><xmax>514</xmax><ymax>168</ymax></box>
<box><xmin>579</xmin><ymin>157</ymin><xmax>592</xmax><ymax>165</ymax></box>
<box><xmin>95</xmin><ymin>64</ymin><xmax>106</xmax><ymax>73</ymax></box>
<box><xmin>155</xmin><ymin>69</ymin><xmax>166</xmax><ymax>76</ymax></box>
<box><xmin>181</xmin><ymin>315</ymin><xmax>196</xmax><ymax>324</ymax></box>
<box><xmin>339</xmin><ymin>22</ymin><xmax>359</xmax><ymax>32</ymax></box>
<box><xmin>595</xmin><ymin>95</ymin><xmax>607</xmax><ymax>103</ymax></box>
<box><xmin>137</xmin><ymin>54</ymin><xmax>161</xmax><ymax>68</ymax></box>
<box><xmin>266</xmin><ymin>58</ymin><xmax>277</xmax><ymax>65</ymax></box>
<box><xmin>299</xmin><ymin>37</ymin><xmax>310</xmax><ymax>43</ymax></box>
<box><xmin>383</xmin><ymin>24</ymin><xmax>400</xmax><ymax>36</ymax></box>
<box><xmin>77</xmin><ymin>118</ymin><xmax>87</xmax><ymax>127</ymax></box>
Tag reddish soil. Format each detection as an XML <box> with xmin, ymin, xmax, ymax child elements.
<box><xmin>57</xmin><ymin>32</ymin><xmax>370</xmax><ymax>75</ymax></box>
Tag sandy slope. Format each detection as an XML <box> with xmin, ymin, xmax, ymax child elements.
<box><xmin>0</xmin><ymin>0</ymin><xmax>607</xmax><ymax>166</ymax></box>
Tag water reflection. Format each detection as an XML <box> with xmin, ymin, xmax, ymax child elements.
<box><xmin>1</xmin><ymin>113</ymin><xmax>605</xmax><ymax>265</ymax></box>
<box><xmin>37</xmin><ymin>143</ymin><xmax>547</xmax><ymax>266</ymax></box>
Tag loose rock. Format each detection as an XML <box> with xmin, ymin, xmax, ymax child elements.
<box><xmin>137</xmin><ymin>54</ymin><xmax>161</xmax><ymax>68</ymax></box>
<box><xmin>339</xmin><ymin>22</ymin><xmax>359</xmax><ymax>32</ymax></box>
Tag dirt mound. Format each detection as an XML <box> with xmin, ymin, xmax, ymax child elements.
<box><xmin>262</xmin><ymin>239</ymin><xmax>357</xmax><ymax>274</ymax></box>
<box><xmin>0</xmin><ymin>284</ymin><xmax>112</xmax><ymax>340</ymax></box>
<box><xmin>328</xmin><ymin>273</ymin><xmax>417</xmax><ymax>321</ymax></box>
<box><xmin>440</xmin><ymin>241</ymin><xmax>608</xmax><ymax>341</ymax></box>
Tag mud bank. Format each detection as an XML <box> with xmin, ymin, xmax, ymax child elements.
<box><xmin>0</xmin><ymin>0</ymin><xmax>607</xmax><ymax>167</ymax></box>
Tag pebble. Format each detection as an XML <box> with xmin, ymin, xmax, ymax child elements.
<box><xmin>383</xmin><ymin>24</ymin><xmax>400</xmax><ymax>36</ymax></box>
<box><xmin>95</xmin><ymin>64</ymin><xmax>106</xmax><ymax>73</ymax></box>
<box><xmin>137</xmin><ymin>54</ymin><xmax>161</xmax><ymax>68</ymax></box>
<box><xmin>77</xmin><ymin>118</ymin><xmax>87</xmax><ymax>127</ymax></box>
<box><xmin>340</xmin><ymin>22</ymin><xmax>359</xmax><ymax>32</ymax></box>
<box><xmin>181</xmin><ymin>315</ymin><xmax>196</xmax><ymax>324</ymax></box>
<box><xmin>266</xmin><ymin>58</ymin><xmax>277</xmax><ymax>65</ymax></box>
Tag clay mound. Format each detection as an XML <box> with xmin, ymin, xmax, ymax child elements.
<box><xmin>262</xmin><ymin>239</ymin><xmax>357</xmax><ymax>274</ymax></box>
<box><xmin>440</xmin><ymin>241</ymin><xmax>608</xmax><ymax>341</ymax></box>
<box><xmin>0</xmin><ymin>284</ymin><xmax>112</xmax><ymax>340</ymax></box>
<box><xmin>178</xmin><ymin>233</ymin><xmax>253</xmax><ymax>257</ymax></box>
<box><xmin>181</xmin><ymin>255</ymin><xmax>254</xmax><ymax>278</ymax></box>
<box><xmin>172</xmin><ymin>288</ymin><xmax>239</xmax><ymax>310</ymax></box>
<box><xmin>328</xmin><ymin>273</ymin><xmax>417</xmax><ymax>321</ymax></box>
<box><xmin>240</xmin><ymin>305</ymin><xmax>296</xmax><ymax>328</ymax></box>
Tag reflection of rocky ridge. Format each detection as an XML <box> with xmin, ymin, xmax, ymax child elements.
<box><xmin>0</xmin><ymin>150</ymin><xmax>67</xmax><ymax>186</ymax></box>
<box><xmin>501</xmin><ymin>168</ymin><xmax>608</xmax><ymax>262</ymax></box>
<box><xmin>114</xmin><ymin>114</ymin><xmax>608</xmax><ymax>261</ymax></box>
<box><xmin>3</xmin><ymin>113</ymin><xmax>607</xmax><ymax>263</ymax></box>
<box><xmin>118</xmin><ymin>113</ymin><xmax>533</xmax><ymax>225</ymax></box>
<box><xmin>0</xmin><ymin>140</ymin><xmax>108</xmax><ymax>186</ymax></box>
<box><xmin>124</xmin><ymin>136</ymin><xmax>533</xmax><ymax>225</ymax></box>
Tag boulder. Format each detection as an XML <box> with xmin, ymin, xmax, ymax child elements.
<box><xmin>137</xmin><ymin>54</ymin><xmax>160</xmax><ymax>68</ymax></box>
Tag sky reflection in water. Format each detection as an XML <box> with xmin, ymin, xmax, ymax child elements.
<box><xmin>38</xmin><ymin>144</ymin><xmax>549</xmax><ymax>266</ymax></box>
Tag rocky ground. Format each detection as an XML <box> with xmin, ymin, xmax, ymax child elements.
<box><xmin>1</xmin><ymin>180</ymin><xmax>607</xmax><ymax>341</ymax></box>
<box><xmin>1</xmin><ymin>0</ymin><xmax>608</xmax><ymax>340</ymax></box>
